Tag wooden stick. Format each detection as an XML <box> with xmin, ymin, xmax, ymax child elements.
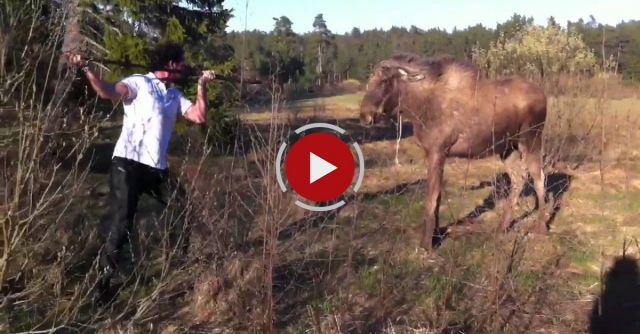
<box><xmin>84</xmin><ymin>57</ymin><xmax>263</xmax><ymax>84</ymax></box>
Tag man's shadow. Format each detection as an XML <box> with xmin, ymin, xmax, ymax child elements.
<box><xmin>589</xmin><ymin>254</ymin><xmax>640</xmax><ymax>334</ymax></box>
<box><xmin>448</xmin><ymin>171</ymin><xmax>573</xmax><ymax>232</ymax></box>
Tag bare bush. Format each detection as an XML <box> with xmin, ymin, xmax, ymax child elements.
<box><xmin>1</xmin><ymin>1</ymin><xmax>108</xmax><ymax>331</ymax></box>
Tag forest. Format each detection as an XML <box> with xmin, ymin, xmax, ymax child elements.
<box><xmin>226</xmin><ymin>13</ymin><xmax>640</xmax><ymax>86</ymax></box>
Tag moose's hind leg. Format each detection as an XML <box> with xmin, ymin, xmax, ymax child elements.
<box><xmin>525</xmin><ymin>151</ymin><xmax>548</xmax><ymax>234</ymax></box>
<box><xmin>501</xmin><ymin>150</ymin><xmax>525</xmax><ymax>232</ymax></box>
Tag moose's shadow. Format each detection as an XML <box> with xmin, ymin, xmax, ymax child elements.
<box><xmin>270</xmin><ymin>171</ymin><xmax>572</xmax><ymax>250</ymax></box>
<box><xmin>589</xmin><ymin>255</ymin><xmax>640</xmax><ymax>334</ymax></box>
<box><xmin>448</xmin><ymin>171</ymin><xmax>573</xmax><ymax>232</ymax></box>
<box><xmin>273</xmin><ymin>179</ymin><xmax>425</xmax><ymax>243</ymax></box>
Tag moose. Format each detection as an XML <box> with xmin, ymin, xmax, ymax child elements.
<box><xmin>360</xmin><ymin>53</ymin><xmax>548</xmax><ymax>251</ymax></box>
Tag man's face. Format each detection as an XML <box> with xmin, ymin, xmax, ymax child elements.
<box><xmin>167</xmin><ymin>55</ymin><xmax>186</xmax><ymax>82</ymax></box>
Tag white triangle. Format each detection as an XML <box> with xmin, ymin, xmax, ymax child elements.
<box><xmin>309</xmin><ymin>152</ymin><xmax>337</xmax><ymax>184</ymax></box>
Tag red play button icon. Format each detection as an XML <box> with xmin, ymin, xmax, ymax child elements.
<box><xmin>284</xmin><ymin>132</ymin><xmax>355</xmax><ymax>202</ymax></box>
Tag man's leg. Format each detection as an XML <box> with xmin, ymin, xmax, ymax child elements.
<box><xmin>147</xmin><ymin>169</ymin><xmax>192</xmax><ymax>263</ymax></box>
<box><xmin>97</xmin><ymin>158</ymin><xmax>141</xmax><ymax>299</ymax></box>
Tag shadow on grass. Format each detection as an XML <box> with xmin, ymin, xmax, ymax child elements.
<box><xmin>450</xmin><ymin>171</ymin><xmax>573</xmax><ymax>231</ymax></box>
<box><xmin>274</xmin><ymin>179</ymin><xmax>425</xmax><ymax>243</ymax></box>
<box><xmin>274</xmin><ymin>171</ymin><xmax>572</xmax><ymax>252</ymax></box>
<box><xmin>589</xmin><ymin>255</ymin><xmax>640</xmax><ymax>334</ymax></box>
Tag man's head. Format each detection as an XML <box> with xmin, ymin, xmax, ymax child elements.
<box><xmin>150</xmin><ymin>42</ymin><xmax>186</xmax><ymax>82</ymax></box>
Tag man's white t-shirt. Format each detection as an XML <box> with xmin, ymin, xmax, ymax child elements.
<box><xmin>112</xmin><ymin>72</ymin><xmax>193</xmax><ymax>170</ymax></box>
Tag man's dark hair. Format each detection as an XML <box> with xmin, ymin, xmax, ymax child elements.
<box><xmin>149</xmin><ymin>42</ymin><xmax>185</xmax><ymax>71</ymax></box>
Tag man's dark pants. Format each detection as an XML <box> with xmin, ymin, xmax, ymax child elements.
<box><xmin>96</xmin><ymin>156</ymin><xmax>191</xmax><ymax>298</ymax></box>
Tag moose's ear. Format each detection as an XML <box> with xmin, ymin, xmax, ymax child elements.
<box><xmin>397</xmin><ymin>68</ymin><xmax>408</xmax><ymax>79</ymax></box>
<box><xmin>397</xmin><ymin>68</ymin><xmax>425</xmax><ymax>82</ymax></box>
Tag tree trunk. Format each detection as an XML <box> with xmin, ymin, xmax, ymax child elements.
<box><xmin>316</xmin><ymin>43</ymin><xmax>323</xmax><ymax>86</ymax></box>
<box><xmin>45</xmin><ymin>0</ymin><xmax>83</xmax><ymax>160</ymax></box>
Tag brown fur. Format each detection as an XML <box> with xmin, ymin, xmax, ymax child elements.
<box><xmin>360</xmin><ymin>53</ymin><xmax>549</xmax><ymax>250</ymax></box>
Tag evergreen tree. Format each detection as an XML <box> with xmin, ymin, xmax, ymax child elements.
<box><xmin>262</xmin><ymin>16</ymin><xmax>304</xmax><ymax>86</ymax></box>
<box><xmin>88</xmin><ymin>0</ymin><xmax>237</xmax><ymax>152</ymax></box>
<box><xmin>310</xmin><ymin>14</ymin><xmax>337</xmax><ymax>85</ymax></box>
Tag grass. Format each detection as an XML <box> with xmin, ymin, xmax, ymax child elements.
<box><xmin>237</xmin><ymin>90</ymin><xmax>640</xmax><ymax>332</ymax></box>
<box><xmin>6</xmin><ymin>88</ymin><xmax>640</xmax><ymax>333</ymax></box>
<box><xmin>290</xmin><ymin>93</ymin><xmax>364</xmax><ymax>109</ymax></box>
<box><xmin>239</xmin><ymin>93</ymin><xmax>364</xmax><ymax>123</ymax></box>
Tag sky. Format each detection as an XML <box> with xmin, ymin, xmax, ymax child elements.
<box><xmin>223</xmin><ymin>0</ymin><xmax>639</xmax><ymax>34</ymax></box>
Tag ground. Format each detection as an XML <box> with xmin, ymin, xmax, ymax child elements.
<box><xmin>3</xmin><ymin>91</ymin><xmax>640</xmax><ymax>333</ymax></box>
<box><xmin>224</xmin><ymin>92</ymin><xmax>640</xmax><ymax>333</ymax></box>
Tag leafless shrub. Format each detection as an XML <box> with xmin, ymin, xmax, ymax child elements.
<box><xmin>1</xmin><ymin>1</ymin><xmax>108</xmax><ymax>331</ymax></box>
<box><xmin>0</xmin><ymin>2</ymin><xmax>248</xmax><ymax>332</ymax></box>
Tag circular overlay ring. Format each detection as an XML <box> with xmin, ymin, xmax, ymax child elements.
<box><xmin>275</xmin><ymin>122</ymin><xmax>365</xmax><ymax>212</ymax></box>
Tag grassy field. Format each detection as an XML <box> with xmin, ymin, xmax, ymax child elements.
<box><xmin>224</xmin><ymin>92</ymin><xmax>640</xmax><ymax>332</ymax></box>
<box><xmin>4</xmin><ymin>90</ymin><xmax>640</xmax><ymax>333</ymax></box>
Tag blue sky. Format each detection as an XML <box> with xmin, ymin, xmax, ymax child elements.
<box><xmin>223</xmin><ymin>0</ymin><xmax>638</xmax><ymax>34</ymax></box>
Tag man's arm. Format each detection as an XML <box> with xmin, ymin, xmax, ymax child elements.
<box><xmin>84</xmin><ymin>69</ymin><xmax>132</xmax><ymax>104</ymax></box>
<box><xmin>183</xmin><ymin>70</ymin><xmax>215</xmax><ymax>124</ymax></box>
<box><xmin>68</xmin><ymin>53</ymin><xmax>132</xmax><ymax>103</ymax></box>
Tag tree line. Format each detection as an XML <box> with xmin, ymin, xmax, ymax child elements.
<box><xmin>3</xmin><ymin>2</ymin><xmax>639</xmax><ymax>153</ymax></box>
<box><xmin>227</xmin><ymin>13</ymin><xmax>640</xmax><ymax>87</ymax></box>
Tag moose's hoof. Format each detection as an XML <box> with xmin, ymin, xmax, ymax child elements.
<box><xmin>420</xmin><ymin>237</ymin><xmax>433</xmax><ymax>252</ymax></box>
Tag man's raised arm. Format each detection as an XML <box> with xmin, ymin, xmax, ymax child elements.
<box><xmin>68</xmin><ymin>53</ymin><xmax>132</xmax><ymax>104</ymax></box>
<box><xmin>183</xmin><ymin>70</ymin><xmax>216</xmax><ymax>124</ymax></box>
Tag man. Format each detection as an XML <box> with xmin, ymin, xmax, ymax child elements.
<box><xmin>68</xmin><ymin>42</ymin><xmax>214</xmax><ymax>303</ymax></box>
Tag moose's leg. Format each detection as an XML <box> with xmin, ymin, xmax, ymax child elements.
<box><xmin>521</xmin><ymin>123</ymin><xmax>548</xmax><ymax>234</ymax></box>
<box><xmin>501</xmin><ymin>150</ymin><xmax>525</xmax><ymax>232</ymax></box>
<box><xmin>422</xmin><ymin>151</ymin><xmax>446</xmax><ymax>251</ymax></box>
<box><xmin>524</xmin><ymin>149</ymin><xmax>547</xmax><ymax>234</ymax></box>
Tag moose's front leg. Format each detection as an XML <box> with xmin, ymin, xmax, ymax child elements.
<box><xmin>422</xmin><ymin>151</ymin><xmax>446</xmax><ymax>251</ymax></box>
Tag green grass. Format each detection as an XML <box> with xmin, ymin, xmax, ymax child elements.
<box><xmin>260</xmin><ymin>92</ymin><xmax>640</xmax><ymax>332</ymax></box>
<box><xmin>290</xmin><ymin>93</ymin><xmax>364</xmax><ymax>109</ymax></box>
<box><xmin>357</xmin><ymin>264</ymin><xmax>383</xmax><ymax>295</ymax></box>
<box><xmin>570</xmin><ymin>248</ymin><xmax>597</xmax><ymax>268</ymax></box>
<box><xmin>415</xmin><ymin>270</ymin><xmax>454</xmax><ymax>307</ymax></box>
<box><xmin>516</xmin><ymin>271</ymin><xmax>543</xmax><ymax>292</ymax></box>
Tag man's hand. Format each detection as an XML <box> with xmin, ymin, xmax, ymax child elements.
<box><xmin>64</xmin><ymin>52</ymin><xmax>129</xmax><ymax>103</ymax></box>
<box><xmin>198</xmin><ymin>70</ymin><xmax>216</xmax><ymax>85</ymax></box>
<box><xmin>184</xmin><ymin>70</ymin><xmax>215</xmax><ymax>124</ymax></box>
<box><xmin>66</xmin><ymin>52</ymin><xmax>89</xmax><ymax>69</ymax></box>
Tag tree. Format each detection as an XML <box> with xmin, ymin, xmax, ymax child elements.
<box><xmin>496</xmin><ymin>13</ymin><xmax>534</xmax><ymax>41</ymax></box>
<box><xmin>472</xmin><ymin>20</ymin><xmax>597</xmax><ymax>82</ymax></box>
<box><xmin>262</xmin><ymin>16</ymin><xmax>304</xmax><ymax>87</ymax></box>
<box><xmin>310</xmin><ymin>14</ymin><xmax>337</xmax><ymax>85</ymax></box>
<box><xmin>273</xmin><ymin>15</ymin><xmax>294</xmax><ymax>35</ymax></box>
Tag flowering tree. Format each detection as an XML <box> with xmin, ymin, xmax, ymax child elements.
<box><xmin>472</xmin><ymin>19</ymin><xmax>597</xmax><ymax>80</ymax></box>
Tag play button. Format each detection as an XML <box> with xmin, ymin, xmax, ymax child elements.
<box><xmin>284</xmin><ymin>132</ymin><xmax>355</xmax><ymax>202</ymax></box>
<box><xmin>309</xmin><ymin>152</ymin><xmax>337</xmax><ymax>183</ymax></box>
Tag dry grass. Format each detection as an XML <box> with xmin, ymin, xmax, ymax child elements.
<box><xmin>4</xmin><ymin>82</ymin><xmax>640</xmax><ymax>332</ymax></box>
<box><xmin>208</xmin><ymin>79</ymin><xmax>640</xmax><ymax>332</ymax></box>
